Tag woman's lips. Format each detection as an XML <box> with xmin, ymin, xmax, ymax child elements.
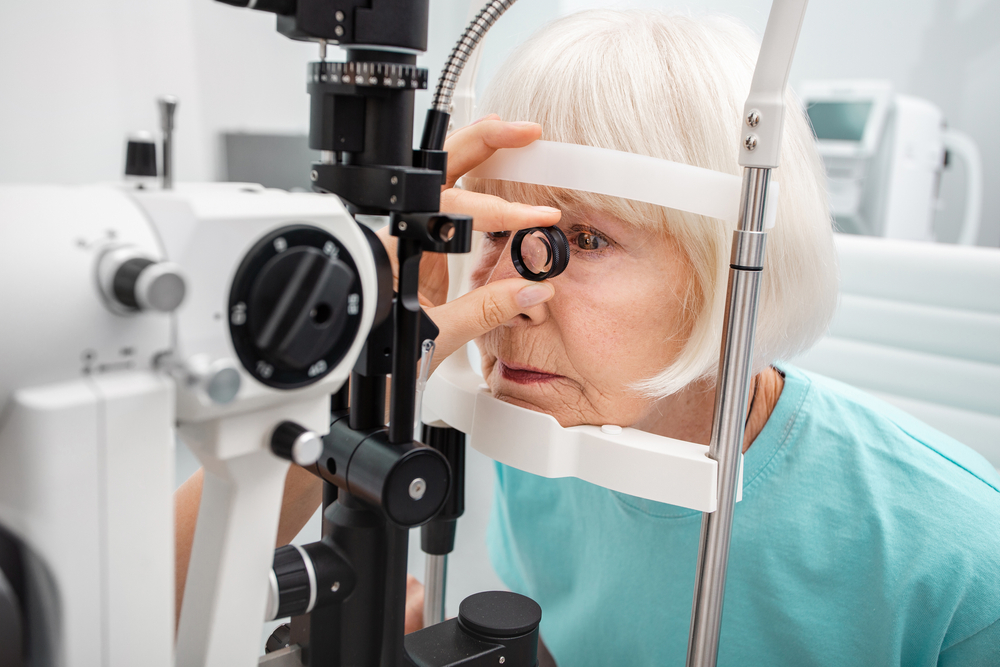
<box><xmin>498</xmin><ymin>361</ymin><xmax>563</xmax><ymax>385</ymax></box>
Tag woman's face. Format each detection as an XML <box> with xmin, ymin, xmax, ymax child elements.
<box><xmin>471</xmin><ymin>208</ymin><xmax>695</xmax><ymax>428</ymax></box>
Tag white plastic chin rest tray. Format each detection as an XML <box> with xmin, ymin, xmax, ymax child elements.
<box><xmin>422</xmin><ymin>354</ymin><xmax>742</xmax><ymax>513</ymax></box>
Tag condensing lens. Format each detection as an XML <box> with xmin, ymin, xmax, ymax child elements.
<box><xmin>521</xmin><ymin>231</ymin><xmax>553</xmax><ymax>274</ymax></box>
<box><xmin>511</xmin><ymin>226</ymin><xmax>569</xmax><ymax>281</ymax></box>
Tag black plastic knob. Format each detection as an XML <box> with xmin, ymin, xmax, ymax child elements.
<box><xmin>124</xmin><ymin>133</ymin><xmax>157</xmax><ymax>178</ymax></box>
<box><xmin>112</xmin><ymin>258</ymin><xmax>187</xmax><ymax>312</ymax></box>
<box><xmin>271</xmin><ymin>545</ymin><xmax>314</xmax><ymax>619</ymax></box>
<box><xmin>229</xmin><ymin>225</ymin><xmax>364</xmax><ymax>389</ymax></box>
<box><xmin>267</xmin><ymin>541</ymin><xmax>354</xmax><ymax>621</ymax></box>
<box><xmin>249</xmin><ymin>247</ymin><xmax>352</xmax><ymax>371</ymax></box>
<box><xmin>458</xmin><ymin>591</ymin><xmax>542</xmax><ymax>639</ymax></box>
<box><xmin>271</xmin><ymin>421</ymin><xmax>323</xmax><ymax>466</ymax></box>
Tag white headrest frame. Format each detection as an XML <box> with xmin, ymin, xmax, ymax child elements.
<box><xmin>467</xmin><ymin>140</ymin><xmax>779</xmax><ymax>228</ymax></box>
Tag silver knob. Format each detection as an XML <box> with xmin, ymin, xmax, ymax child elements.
<box><xmin>271</xmin><ymin>422</ymin><xmax>324</xmax><ymax>466</ymax></box>
<box><xmin>98</xmin><ymin>246</ymin><xmax>186</xmax><ymax>314</ymax></box>
<box><xmin>175</xmin><ymin>354</ymin><xmax>242</xmax><ymax>405</ymax></box>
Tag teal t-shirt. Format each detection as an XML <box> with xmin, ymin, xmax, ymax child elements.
<box><xmin>487</xmin><ymin>364</ymin><xmax>1000</xmax><ymax>666</ymax></box>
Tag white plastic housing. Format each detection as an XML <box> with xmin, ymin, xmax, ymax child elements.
<box><xmin>125</xmin><ymin>182</ymin><xmax>378</xmax><ymax>424</ymax></box>
<box><xmin>0</xmin><ymin>182</ymin><xmax>379</xmax><ymax>667</ymax></box>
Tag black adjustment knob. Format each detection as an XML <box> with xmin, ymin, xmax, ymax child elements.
<box><xmin>229</xmin><ymin>225</ymin><xmax>365</xmax><ymax>389</ymax></box>
<box><xmin>271</xmin><ymin>421</ymin><xmax>323</xmax><ymax>466</ymax></box>
<box><xmin>458</xmin><ymin>591</ymin><xmax>542</xmax><ymax>639</ymax></box>
<box><xmin>124</xmin><ymin>132</ymin><xmax>157</xmax><ymax>178</ymax></box>
<box><xmin>268</xmin><ymin>545</ymin><xmax>315</xmax><ymax>620</ymax></box>
<box><xmin>248</xmin><ymin>247</ymin><xmax>353</xmax><ymax>371</ymax></box>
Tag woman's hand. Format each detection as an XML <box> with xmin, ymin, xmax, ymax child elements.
<box><xmin>377</xmin><ymin>116</ymin><xmax>560</xmax><ymax>371</ymax></box>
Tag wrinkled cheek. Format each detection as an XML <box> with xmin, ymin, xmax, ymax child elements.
<box><xmin>476</xmin><ymin>330</ymin><xmax>501</xmax><ymax>378</ymax></box>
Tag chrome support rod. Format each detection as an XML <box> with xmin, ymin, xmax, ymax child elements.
<box><xmin>157</xmin><ymin>95</ymin><xmax>178</xmax><ymax>190</ymax></box>
<box><xmin>423</xmin><ymin>554</ymin><xmax>448</xmax><ymax>627</ymax></box>
<box><xmin>686</xmin><ymin>167</ymin><xmax>772</xmax><ymax>667</ymax></box>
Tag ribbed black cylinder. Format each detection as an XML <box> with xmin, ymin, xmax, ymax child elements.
<box><xmin>272</xmin><ymin>545</ymin><xmax>312</xmax><ymax>619</ymax></box>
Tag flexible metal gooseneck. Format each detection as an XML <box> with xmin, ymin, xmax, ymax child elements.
<box><xmin>431</xmin><ymin>0</ymin><xmax>518</xmax><ymax>114</ymax></box>
<box><xmin>421</xmin><ymin>0</ymin><xmax>518</xmax><ymax>152</ymax></box>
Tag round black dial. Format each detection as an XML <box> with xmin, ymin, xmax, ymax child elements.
<box><xmin>229</xmin><ymin>225</ymin><xmax>364</xmax><ymax>389</ymax></box>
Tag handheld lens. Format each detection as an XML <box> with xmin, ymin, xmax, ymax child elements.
<box><xmin>511</xmin><ymin>226</ymin><xmax>570</xmax><ymax>281</ymax></box>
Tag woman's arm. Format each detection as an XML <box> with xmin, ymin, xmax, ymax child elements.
<box><xmin>173</xmin><ymin>464</ymin><xmax>321</xmax><ymax>627</ymax></box>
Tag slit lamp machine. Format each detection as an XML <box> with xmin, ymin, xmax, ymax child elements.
<box><xmin>0</xmin><ymin>0</ymin><xmax>810</xmax><ymax>665</ymax></box>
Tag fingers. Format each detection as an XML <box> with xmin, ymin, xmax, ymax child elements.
<box><xmin>426</xmin><ymin>279</ymin><xmax>555</xmax><ymax>371</ymax></box>
<box><xmin>405</xmin><ymin>575</ymin><xmax>425</xmax><ymax>635</ymax></box>
<box><xmin>443</xmin><ymin>118</ymin><xmax>544</xmax><ymax>188</ymax></box>
<box><xmin>441</xmin><ymin>187</ymin><xmax>561</xmax><ymax>233</ymax></box>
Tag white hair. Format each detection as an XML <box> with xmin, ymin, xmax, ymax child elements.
<box><xmin>465</xmin><ymin>9</ymin><xmax>839</xmax><ymax>397</ymax></box>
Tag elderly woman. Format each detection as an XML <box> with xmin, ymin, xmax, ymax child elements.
<box><xmin>421</xmin><ymin>9</ymin><xmax>999</xmax><ymax>666</ymax></box>
<box><xmin>175</xmin><ymin>9</ymin><xmax>1000</xmax><ymax>666</ymax></box>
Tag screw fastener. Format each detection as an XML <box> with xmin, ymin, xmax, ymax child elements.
<box><xmin>310</xmin><ymin>170</ymin><xmax>318</xmax><ymax>181</ymax></box>
<box><xmin>499</xmin><ymin>658</ymin><xmax>505</xmax><ymax>664</ymax></box>
<box><xmin>331</xmin><ymin>581</ymin><xmax>340</xmax><ymax>592</ymax></box>
<box><xmin>744</xmin><ymin>134</ymin><xmax>758</xmax><ymax>151</ymax></box>
<box><xmin>746</xmin><ymin>110</ymin><xmax>760</xmax><ymax>128</ymax></box>
<box><xmin>335</xmin><ymin>10</ymin><xmax>344</xmax><ymax>21</ymax></box>
<box><xmin>398</xmin><ymin>221</ymin><xmax>407</xmax><ymax>231</ymax></box>
<box><xmin>390</xmin><ymin>176</ymin><xmax>398</xmax><ymax>185</ymax></box>
<box><xmin>409</xmin><ymin>477</ymin><xmax>426</xmax><ymax>500</ymax></box>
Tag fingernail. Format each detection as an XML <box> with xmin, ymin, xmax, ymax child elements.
<box><xmin>516</xmin><ymin>284</ymin><xmax>553</xmax><ymax>308</ymax></box>
<box><xmin>531</xmin><ymin>205</ymin><xmax>560</xmax><ymax>214</ymax></box>
<box><xmin>471</xmin><ymin>114</ymin><xmax>499</xmax><ymax>126</ymax></box>
<box><xmin>511</xmin><ymin>121</ymin><xmax>540</xmax><ymax>127</ymax></box>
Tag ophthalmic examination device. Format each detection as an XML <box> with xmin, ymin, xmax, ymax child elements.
<box><xmin>0</xmin><ymin>0</ymin><xmax>809</xmax><ymax>665</ymax></box>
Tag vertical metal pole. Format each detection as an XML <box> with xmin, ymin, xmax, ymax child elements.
<box><xmin>686</xmin><ymin>167</ymin><xmax>771</xmax><ymax>667</ymax></box>
<box><xmin>157</xmin><ymin>96</ymin><xmax>177</xmax><ymax>190</ymax></box>
<box><xmin>423</xmin><ymin>554</ymin><xmax>447</xmax><ymax>626</ymax></box>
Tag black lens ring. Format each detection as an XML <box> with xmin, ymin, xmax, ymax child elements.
<box><xmin>511</xmin><ymin>226</ymin><xmax>569</xmax><ymax>281</ymax></box>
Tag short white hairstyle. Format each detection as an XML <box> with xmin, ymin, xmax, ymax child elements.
<box><xmin>466</xmin><ymin>9</ymin><xmax>839</xmax><ymax>397</ymax></box>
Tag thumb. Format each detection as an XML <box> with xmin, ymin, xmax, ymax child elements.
<box><xmin>426</xmin><ymin>279</ymin><xmax>555</xmax><ymax>371</ymax></box>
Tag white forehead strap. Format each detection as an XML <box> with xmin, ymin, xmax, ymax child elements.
<box><xmin>466</xmin><ymin>140</ymin><xmax>778</xmax><ymax>228</ymax></box>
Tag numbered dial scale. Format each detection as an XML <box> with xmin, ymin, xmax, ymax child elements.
<box><xmin>229</xmin><ymin>225</ymin><xmax>364</xmax><ymax>389</ymax></box>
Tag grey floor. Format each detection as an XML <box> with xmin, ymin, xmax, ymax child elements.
<box><xmin>174</xmin><ymin>426</ymin><xmax>505</xmax><ymax>654</ymax></box>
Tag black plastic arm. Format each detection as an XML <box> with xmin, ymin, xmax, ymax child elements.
<box><xmin>420</xmin><ymin>425</ymin><xmax>466</xmax><ymax>555</ymax></box>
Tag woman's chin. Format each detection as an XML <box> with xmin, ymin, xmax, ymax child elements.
<box><xmin>488</xmin><ymin>381</ymin><xmax>590</xmax><ymax>428</ymax></box>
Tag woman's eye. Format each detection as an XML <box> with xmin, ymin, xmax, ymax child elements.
<box><xmin>573</xmin><ymin>231</ymin><xmax>609</xmax><ymax>251</ymax></box>
<box><xmin>486</xmin><ymin>231</ymin><xmax>511</xmax><ymax>243</ymax></box>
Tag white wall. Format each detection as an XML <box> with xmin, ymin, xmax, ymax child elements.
<box><xmin>1</xmin><ymin>0</ymin><xmax>997</xmax><ymax>246</ymax></box>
